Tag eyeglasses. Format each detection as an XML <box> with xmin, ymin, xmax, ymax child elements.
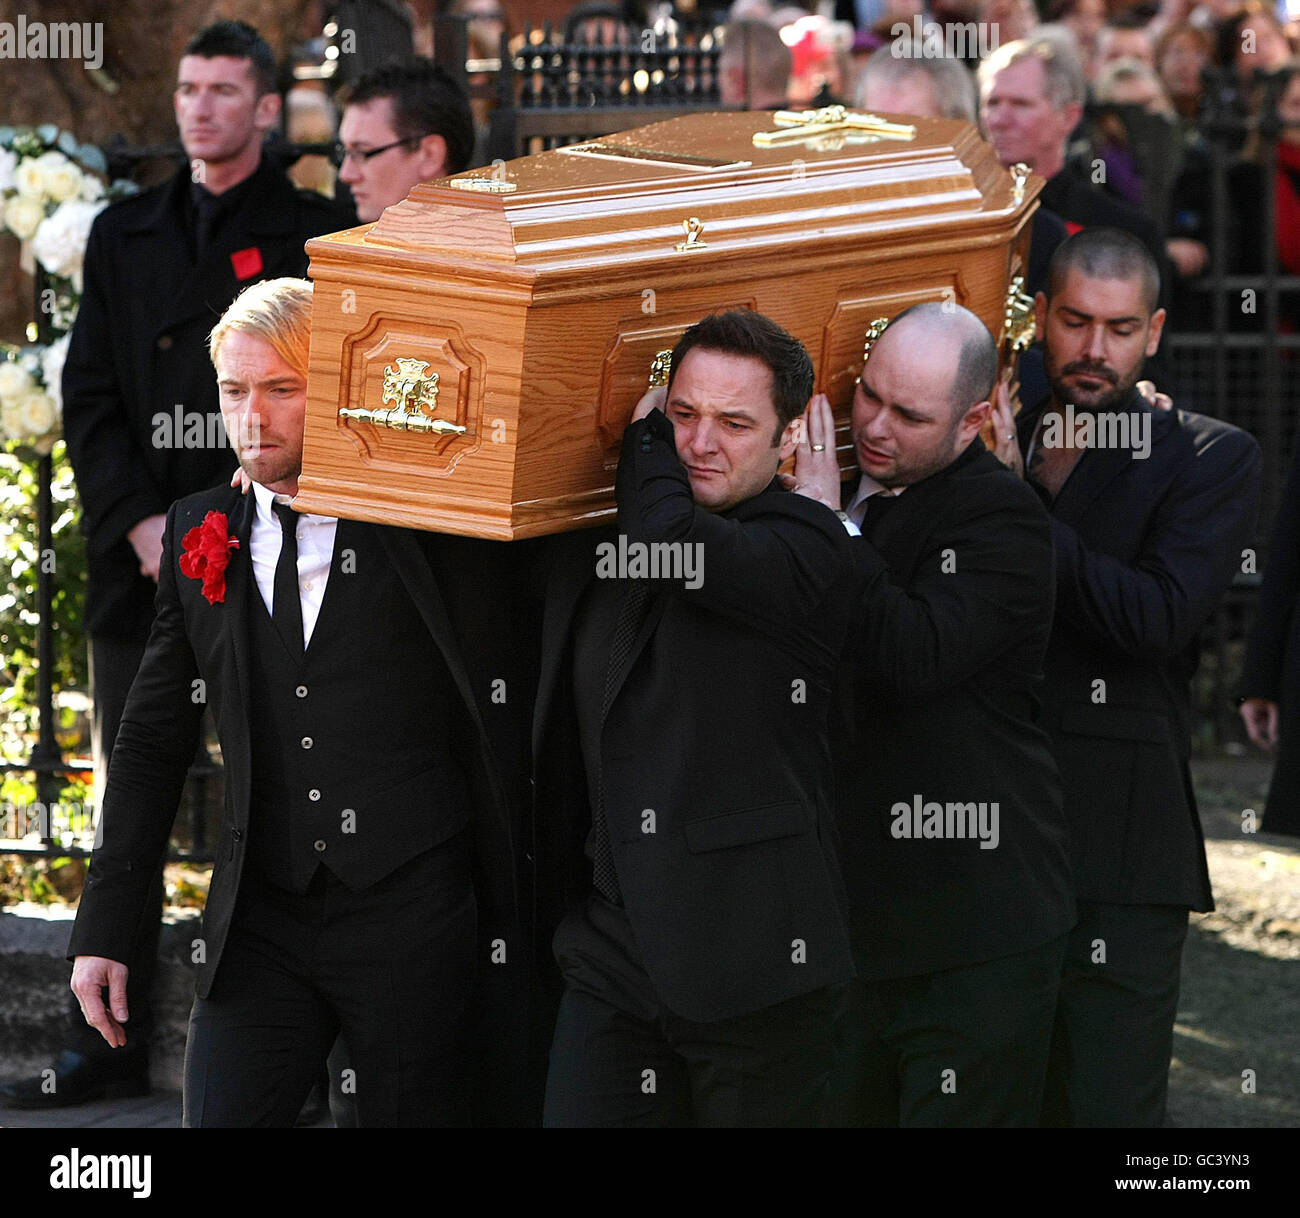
<box><xmin>329</xmin><ymin>135</ymin><xmax>426</xmax><ymax>167</ymax></box>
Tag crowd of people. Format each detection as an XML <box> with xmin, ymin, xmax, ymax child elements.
<box><xmin>0</xmin><ymin>3</ymin><xmax>1294</xmax><ymax>1130</ymax></box>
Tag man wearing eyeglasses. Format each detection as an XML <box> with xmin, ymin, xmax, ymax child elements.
<box><xmin>334</xmin><ymin>59</ymin><xmax>475</xmax><ymax>222</ymax></box>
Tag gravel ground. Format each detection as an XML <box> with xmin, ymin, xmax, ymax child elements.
<box><xmin>1170</xmin><ymin>755</ymin><xmax>1300</xmax><ymax>1127</ymax></box>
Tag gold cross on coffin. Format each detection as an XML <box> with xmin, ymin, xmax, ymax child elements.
<box><xmin>752</xmin><ymin>105</ymin><xmax>916</xmax><ymax>151</ymax></box>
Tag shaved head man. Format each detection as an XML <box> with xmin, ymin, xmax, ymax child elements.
<box><xmin>791</xmin><ymin>302</ymin><xmax>1074</xmax><ymax>1127</ymax></box>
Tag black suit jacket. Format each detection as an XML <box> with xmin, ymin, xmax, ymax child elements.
<box><xmin>1017</xmin><ymin>392</ymin><xmax>1262</xmax><ymax>908</ymax></box>
<box><xmin>61</xmin><ymin>155</ymin><xmax>353</xmax><ymax>637</ymax></box>
<box><xmin>532</xmin><ymin>410</ymin><xmax>857</xmax><ymax>1023</ymax></box>
<box><xmin>838</xmin><ymin>439</ymin><xmax>1076</xmax><ymax>980</ymax></box>
<box><xmin>67</xmin><ymin>485</ymin><xmax>524</xmax><ymax>999</ymax></box>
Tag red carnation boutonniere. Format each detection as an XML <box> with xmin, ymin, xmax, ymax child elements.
<box><xmin>179</xmin><ymin>511</ymin><xmax>240</xmax><ymax>605</ymax></box>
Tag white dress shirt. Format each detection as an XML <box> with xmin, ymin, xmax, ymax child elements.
<box><xmin>250</xmin><ymin>482</ymin><xmax>338</xmax><ymax>647</ymax></box>
<box><xmin>841</xmin><ymin>473</ymin><xmax>904</xmax><ymax>536</ymax></box>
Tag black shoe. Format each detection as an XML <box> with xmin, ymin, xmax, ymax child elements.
<box><xmin>0</xmin><ymin>1049</ymin><xmax>151</xmax><ymax>1109</ymax></box>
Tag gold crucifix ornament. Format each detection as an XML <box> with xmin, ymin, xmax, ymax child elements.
<box><xmin>338</xmin><ymin>357</ymin><xmax>466</xmax><ymax>435</ymax></box>
<box><xmin>752</xmin><ymin>106</ymin><xmax>916</xmax><ymax>151</ymax></box>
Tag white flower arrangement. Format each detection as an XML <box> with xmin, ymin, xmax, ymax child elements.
<box><xmin>0</xmin><ymin>343</ymin><xmax>60</xmax><ymax>454</ymax></box>
<box><xmin>0</xmin><ymin>125</ymin><xmax>136</xmax><ymax>449</ymax></box>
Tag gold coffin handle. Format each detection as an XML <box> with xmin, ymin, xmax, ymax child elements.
<box><xmin>1010</xmin><ymin>162</ymin><xmax>1030</xmax><ymax>206</ymax></box>
<box><xmin>338</xmin><ymin>357</ymin><xmax>466</xmax><ymax>435</ymax></box>
<box><xmin>1001</xmin><ymin>274</ymin><xmax>1036</xmax><ymax>356</ymax></box>
<box><xmin>338</xmin><ymin>405</ymin><xmax>466</xmax><ymax>434</ymax></box>
<box><xmin>649</xmin><ymin>349</ymin><xmax>673</xmax><ymax>387</ymax></box>
<box><xmin>862</xmin><ymin>316</ymin><xmax>891</xmax><ymax>365</ymax></box>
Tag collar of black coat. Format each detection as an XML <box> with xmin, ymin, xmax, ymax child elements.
<box><xmin>123</xmin><ymin>148</ymin><xmax>301</xmax><ymax>238</ymax></box>
<box><xmin>841</xmin><ymin>432</ymin><xmax>990</xmax><ymax>505</ymax></box>
<box><xmin>1017</xmin><ymin>387</ymin><xmax>1179</xmax><ymax>517</ymax></box>
<box><xmin>189</xmin><ymin>169</ymin><xmax>259</xmax><ymax>225</ymax></box>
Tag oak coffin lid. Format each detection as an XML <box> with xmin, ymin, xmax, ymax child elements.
<box><xmin>305</xmin><ymin>109</ymin><xmax>1039</xmax><ymax>285</ymax></box>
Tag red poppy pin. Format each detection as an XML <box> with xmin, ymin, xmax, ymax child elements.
<box><xmin>179</xmin><ymin>511</ymin><xmax>240</xmax><ymax>605</ymax></box>
<box><xmin>230</xmin><ymin>246</ymin><xmax>263</xmax><ymax>280</ymax></box>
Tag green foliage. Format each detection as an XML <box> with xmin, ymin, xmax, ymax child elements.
<box><xmin>0</xmin><ymin>441</ymin><xmax>88</xmax><ymax>760</ymax></box>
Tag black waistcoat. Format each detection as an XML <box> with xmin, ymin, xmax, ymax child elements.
<box><xmin>245</xmin><ymin>520</ymin><xmax>471</xmax><ymax>893</ymax></box>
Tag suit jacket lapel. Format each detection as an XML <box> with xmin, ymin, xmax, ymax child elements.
<box><xmin>1049</xmin><ymin>395</ymin><xmax>1154</xmax><ymax>523</ymax></box>
<box><xmin>216</xmin><ymin>489</ymin><xmax>257</xmax><ymax>832</ymax></box>
<box><xmin>599</xmin><ymin>588</ymin><xmax>668</xmax><ymax>725</ymax></box>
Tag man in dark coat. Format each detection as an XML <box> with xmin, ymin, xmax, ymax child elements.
<box><xmin>0</xmin><ymin>21</ymin><xmax>354</xmax><ymax>1112</ymax></box>
<box><xmin>1238</xmin><ymin>443</ymin><xmax>1300</xmax><ymax>837</ymax></box>
<box><xmin>533</xmin><ymin>310</ymin><xmax>858</xmax><ymax>1127</ymax></box>
<box><xmin>978</xmin><ymin>31</ymin><xmax>1172</xmax><ymax>393</ymax></box>
<box><xmin>1002</xmin><ymin>227</ymin><xmax>1262</xmax><ymax>1126</ymax></box>
<box><xmin>67</xmin><ymin>278</ymin><xmax>529</xmax><ymax>1126</ymax></box>
<box><xmin>790</xmin><ymin>303</ymin><xmax>1076</xmax><ymax>1125</ymax></box>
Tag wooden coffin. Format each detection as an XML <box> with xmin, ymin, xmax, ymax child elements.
<box><xmin>295</xmin><ymin>108</ymin><xmax>1041</xmax><ymax>538</ymax></box>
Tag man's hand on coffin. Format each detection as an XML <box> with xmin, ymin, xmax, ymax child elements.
<box><xmin>632</xmin><ymin>385</ymin><xmax>667</xmax><ymax>422</ymax></box>
<box><xmin>1136</xmin><ymin>380</ymin><xmax>1173</xmax><ymax>412</ymax></box>
<box><xmin>229</xmin><ymin>465</ymin><xmax>253</xmax><ymax>495</ymax></box>
<box><xmin>990</xmin><ymin>375</ymin><xmax>1024</xmax><ymax>478</ymax></box>
<box><xmin>780</xmin><ymin>393</ymin><xmax>842</xmax><ymax>510</ymax></box>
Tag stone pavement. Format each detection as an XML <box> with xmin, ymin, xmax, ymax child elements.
<box><xmin>0</xmin><ymin>1092</ymin><xmax>181</xmax><ymax>1128</ymax></box>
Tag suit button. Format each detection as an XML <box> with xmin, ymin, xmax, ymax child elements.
<box><xmin>301</xmin><ymin>736</ymin><xmax>313</xmax><ymax>749</ymax></box>
<box><xmin>314</xmin><ymin>839</ymin><xmax>326</xmax><ymax>852</ymax></box>
<box><xmin>308</xmin><ymin>788</ymin><xmax>321</xmax><ymax>801</ymax></box>
<box><xmin>232</xmin><ymin>828</ymin><xmax>243</xmax><ymax>841</ymax></box>
<box><xmin>156</xmin><ymin>334</ymin><xmax>173</xmax><ymax>350</ymax></box>
<box><xmin>295</xmin><ymin>685</ymin><xmax>308</xmax><ymax>698</ymax></box>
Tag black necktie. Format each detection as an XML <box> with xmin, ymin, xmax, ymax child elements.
<box><xmin>862</xmin><ymin>491</ymin><xmax>897</xmax><ymax>538</ymax></box>
<box><xmin>591</xmin><ymin>581</ymin><xmax>653</xmax><ymax>904</ymax></box>
<box><xmin>272</xmin><ymin>501</ymin><xmax>305</xmax><ymax>662</ymax></box>
<box><xmin>194</xmin><ymin>189</ymin><xmax>222</xmax><ymax>259</ymax></box>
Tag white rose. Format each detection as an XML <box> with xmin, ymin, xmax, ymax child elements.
<box><xmin>0</xmin><ymin>360</ymin><xmax>35</xmax><ymax>401</ymax></box>
<box><xmin>16</xmin><ymin>390</ymin><xmax>59</xmax><ymax>437</ymax></box>
<box><xmin>14</xmin><ymin>157</ymin><xmax>47</xmax><ymax>201</ymax></box>
<box><xmin>4</xmin><ymin>194</ymin><xmax>45</xmax><ymax>240</ymax></box>
<box><xmin>40</xmin><ymin>334</ymin><xmax>70</xmax><ymax>410</ymax></box>
<box><xmin>79</xmin><ymin>174</ymin><xmax>105</xmax><ymax>202</ymax></box>
<box><xmin>0</xmin><ymin>147</ymin><xmax>17</xmax><ymax>194</ymax></box>
<box><xmin>37</xmin><ymin>151</ymin><xmax>83</xmax><ymax>203</ymax></box>
<box><xmin>0</xmin><ymin>398</ymin><xmax>26</xmax><ymax>440</ymax></box>
<box><xmin>31</xmin><ymin>199</ymin><xmax>102</xmax><ymax>288</ymax></box>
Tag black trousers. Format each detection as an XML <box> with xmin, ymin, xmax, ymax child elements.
<box><xmin>182</xmin><ymin>833</ymin><xmax>477</xmax><ymax>1127</ymax></box>
<box><xmin>542</xmin><ymin>900</ymin><xmax>849</xmax><ymax>1127</ymax></box>
<box><xmin>1040</xmin><ymin>901</ymin><xmax>1189</xmax><ymax>1127</ymax></box>
<box><xmin>852</xmin><ymin>933</ymin><xmax>1068</xmax><ymax>1127</ymax></box>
